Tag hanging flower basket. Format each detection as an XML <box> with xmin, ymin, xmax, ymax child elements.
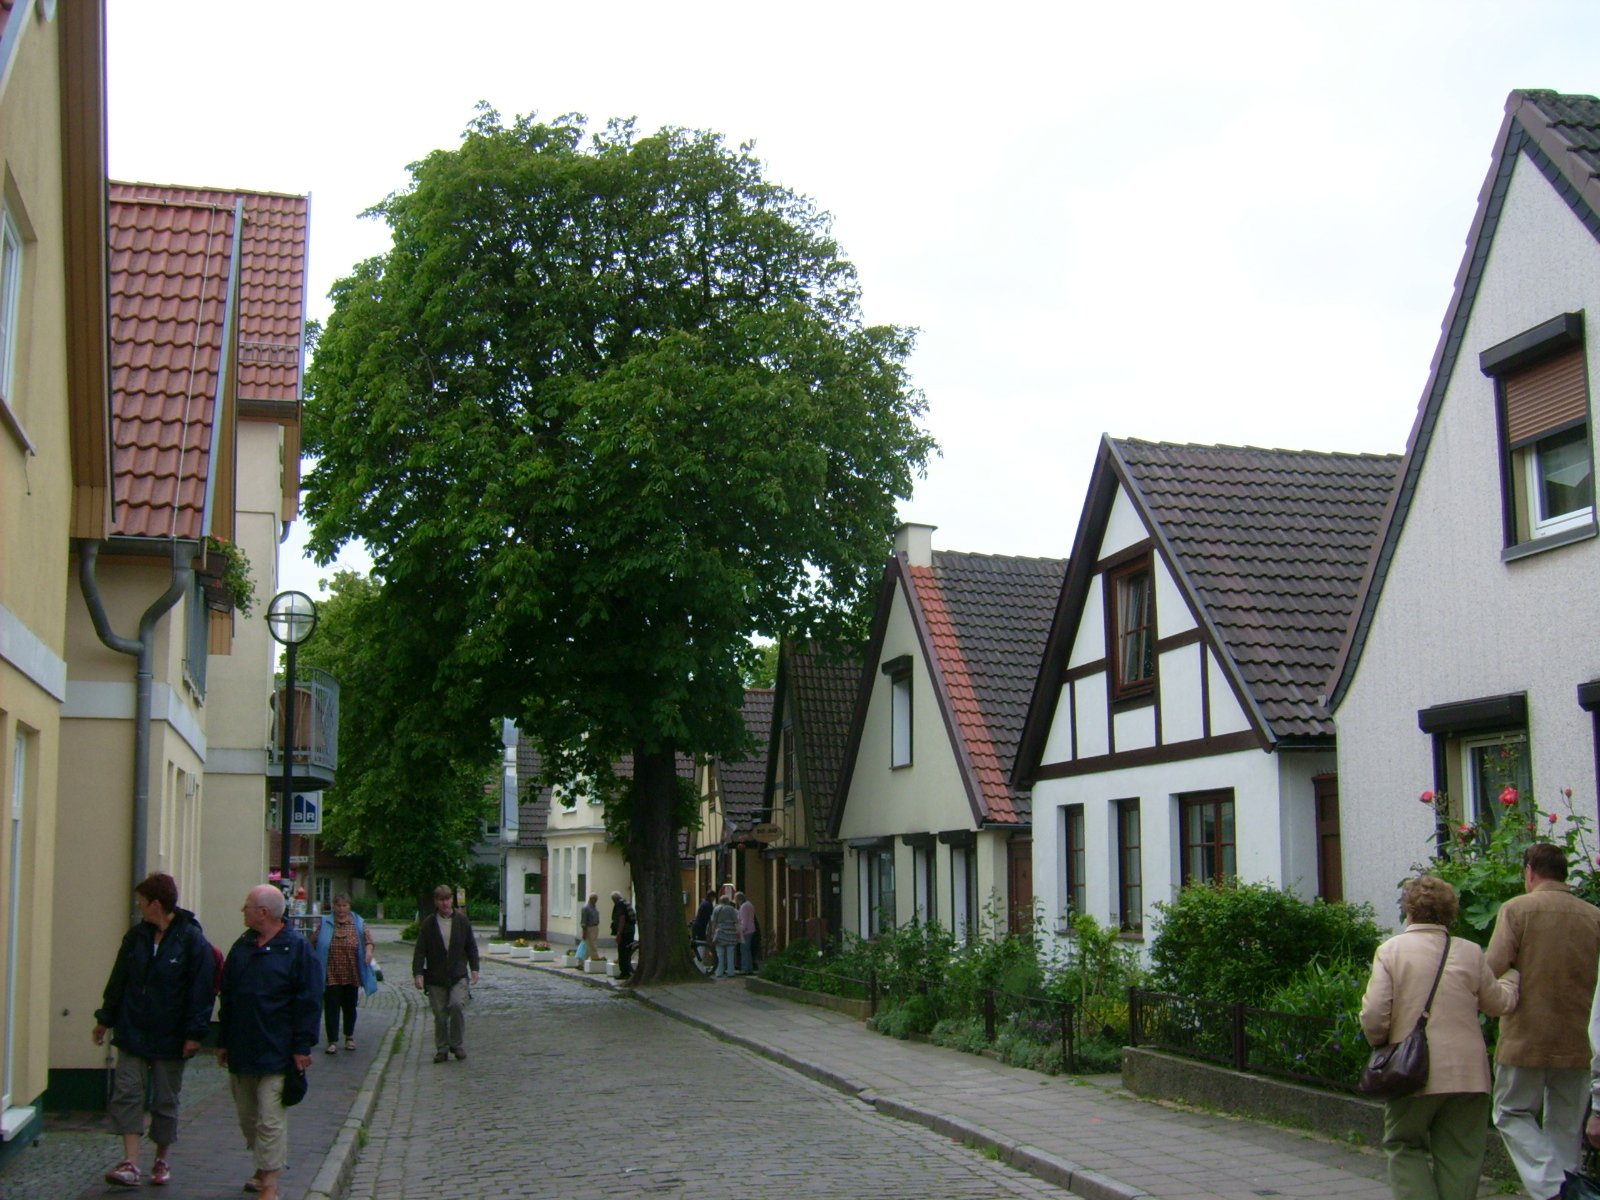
<box><xmin>198</xmin><ymin>536</ymin><xmax>258</xmax><ymax>616</ymax></box>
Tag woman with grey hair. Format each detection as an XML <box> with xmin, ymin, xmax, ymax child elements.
<box><xmin>1360</xmin><ymin>875</ymin><xmax>1520</xmax><ymax>1200</ymax></box>
<box><xmin>708</xmin><ymin>891</ymin><xmax>740</xmax><ymax>978</ymax></box>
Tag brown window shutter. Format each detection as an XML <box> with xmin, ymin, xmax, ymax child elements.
<box><xmin>1505</xmin><ymin>347</ymin><xmax>1589</xmax><ymax>446</ymax></box>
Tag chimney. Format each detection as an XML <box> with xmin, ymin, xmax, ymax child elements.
<box><xmin>893</xmin><ymin>522</ymin><xmax>936</xmax><ymax>568</ymax></box>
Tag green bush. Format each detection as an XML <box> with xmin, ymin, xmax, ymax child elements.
<box><xmin>1149</xmin><ymin>880</ymin><xmax>1381</xmax><ymax>1003</ymax></box>
<box><xmin>399</xmin><ymin>920</ymin><xmax>420</xmax><ymax>942</ymax></box>
<box><xmin>929</xmin><ymin>1015</ymin><xmax>991</xmax><ymax>1054</ymax></box>
<box><xmin>872</xmin><ymin>994</ymin><xmax>939</xmax><ymax>1040</ymax></box>
<box><xmin>1258</xmin><ymin>955</ymin><xmax>1372</xmax><ymax>1082</ymax></box>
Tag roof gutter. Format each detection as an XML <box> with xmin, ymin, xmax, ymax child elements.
<box><xmin>75</xmin><ymin>537</ymin><xmax>195</xmax><ymax>888</ymax></box>
<box><xmin>200</xmin><ymin>199</ymin><xmax>245</xmax><ymax>541</ymax></box>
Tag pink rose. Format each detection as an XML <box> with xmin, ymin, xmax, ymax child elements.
<box><xmin>1548</xmin><ymin>812</ymin><xmax>1559</xmax><ymax>825</ymax></box>
<box><xmin>1458</xmin><ymin>824</ymin><xmax>1474</xmax><ymax>836</ymax></box>
<box><xmin>1564</xmin><ymin>788</ymin><xmax>1574</xmax><ymax>799</ymax></box>
<box><xmin>1499</xmin><ymin>786</ymin><xmax>1519</xmax><ymax>806</ymax></box>
<box><xmin>1419</xmin><ymin>790</ymin><xmax>1435</xmax><ymax>804</ymax></box>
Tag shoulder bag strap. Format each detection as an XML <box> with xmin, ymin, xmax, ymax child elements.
<box><xmin>1418</xmin><ymin>934</ymin><xmax>1451</xmax><ymax>1023</ymax></box>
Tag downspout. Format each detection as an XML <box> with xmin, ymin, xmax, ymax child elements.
<box><xmin>75</xmin><ymin>538</ymin><xmax>193</xmax><ymax>886</ymax></box>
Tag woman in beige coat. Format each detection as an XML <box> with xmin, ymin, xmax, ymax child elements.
<box><xmin>1360</xmin><ymin>876</ymin><xmax>1520</xmax><ymax>1200</ymax></box>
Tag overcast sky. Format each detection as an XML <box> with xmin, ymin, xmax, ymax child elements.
<box><xmin>108</xmin><ymin>1</ymin><xmax>1600</xmax><ymax>597</ymax></box>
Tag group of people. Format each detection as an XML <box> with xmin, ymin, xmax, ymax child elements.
<box><xmin>92</xmin><ymin>876</ymin><xmax>477</xmax><ymax>1199</ymax></box>
<box><xmin>1361</xmin><ymin>843</ymin><xmax>1600</xmax><ymax>1200</ymax></box>
<box><xmin>691</xmin><ymin>887</ymin><xmax>757</xmax><ymax>977</ymax></box>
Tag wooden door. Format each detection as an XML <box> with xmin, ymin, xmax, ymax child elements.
<box><xmin>1314</xmin><ymin>774</ymin><xmax>1342</xmax><ymax>902</ymax></box>
<box><xmin>1006</xmin><ymin>837</ymin><xmax>1033</xmax><ymax>935</ymax></box>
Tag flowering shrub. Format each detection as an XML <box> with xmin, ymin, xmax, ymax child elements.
<box><xmin>1417</xmin><ymin>786</ymin><xmax>1598</xmax><ymax>944</ymax></box>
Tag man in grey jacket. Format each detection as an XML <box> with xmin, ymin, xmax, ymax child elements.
<box><xmin>411</xmin><ymin>886</ymin><xmax>480</xmax><ymax>1064</ymax></box>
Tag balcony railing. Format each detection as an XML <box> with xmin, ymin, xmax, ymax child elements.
<box><xmin>268</xmin><ymin>666</ymin><xmax>339</xmax><ymax>790</ymax></box>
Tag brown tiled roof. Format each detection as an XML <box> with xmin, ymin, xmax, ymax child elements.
<box><xmin>106</xmin><ymin>183</ymin><xmax>308</xmax><ymax>540</ymax></box>
<box><xmin>1113</xmin><ymin>438</ymin><xmax>1400</xmax><ymax>739</ymax></box>
<box><xmin>783</xmin><ymin>643</ymin><xmax>862</xmax><ymax>848</ymax></box>
<box><xmin>909</xmin><ymin>552</ymin><xmax>1065</xmax><ymax>824</ymax></box>
<box><xmin>1330</xmin><ymin>90</ymin><xmax>1600</xmax><ymax>707</ymax></box>
<box><xmin>717</xmin><ymin>689</ymin><xmax>773</xmax><ymax>829</ymax></box>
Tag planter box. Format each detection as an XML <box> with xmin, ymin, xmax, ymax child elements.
<box><xmin>486</xmin><ymin>943</ymin><xmax>511</xmax><ymax>954</ymax></box>
<box><xmin>529</xmin><ymin>950</ymin><xmax>555</xmax><ymax>962</ymax></box>
<box><xmin>606</xmin><ymin>961</ymin><xmax>623</xmax><ymax>978</ymax></box>
<box><xmin>510</xmin><ymin>945</ymin><xmax>530</xmax><ymax>958</ymax></box>
<box><xmin>561</xmin><ymin>954</ymin><xmax>579</xmax><ymax>968</ymax></box>
<box><xmin>583</xmin><ymin>958</ymin><xmax>609</xmax><ymax>974</ymax></box>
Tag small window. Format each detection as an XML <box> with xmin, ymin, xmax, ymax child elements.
<box><xmin>1483</xmin><ymin>320</ymin><xmax>1595</xmax><ymax>552</ymax></box>
<box><xmin>1061</xmin><ymin>805</ymin><xmax>1085</xmax><ymax>920</ymax></box>
<box><xmin>1116</xmin><ymin>799</ymin><xmax>1142</xmax><ymax>933</ymax></box>
<box><xmin>782</xmin><ymin>722</ymin><xmax>796</xmax><ymax>806</ymax></box>
<box><xmin>1459</xmin><ymin>731</ymin><xmax>1531</xmax><ymax>830</ymax></box>
<box><xmin>950</xmin><ymin>841</ymin><xmax>978</xmax><ymax>943</ymax></box>
<box><xmin>1109</xmin><ymin>559</ymin><xmax>1155</xmax><ymax>695</ymax></box>
<box><xmin>861</xmin><ymin>845</ymin><xmax>896</xmax><ymax>937</ymax></box>
<box><xmin>883</xmin><ymin>656</ymin><xmax>913</xmax><ymax>767</ymax></box>
<box><xmin>911</xmin><ymin>842</ymin><xmax>934</xmax><ymax>923</ymax></box>
<box><xmin>1180</xmin><ymin>789</ymin><xmax>1235</xmax><ymax>885</ymax></box>
<box><xmin>0</xmin><ymin>205</ymin><xmax>31</xmax><ymax>453</ymax></box>
<box><xmin>523</xmin><ymin>872</ymin><xmax>542</xmax><ymax>896</ymax></box>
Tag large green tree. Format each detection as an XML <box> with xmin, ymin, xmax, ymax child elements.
<box><xmin>292</xmin><ymin>571</ymin><xmax>497</xmax><ymax>910</ymax></box>
<box><xmin>304</xmin><ymin>110</ymin><xmax>934</xmax><ymax>982</ymax></box>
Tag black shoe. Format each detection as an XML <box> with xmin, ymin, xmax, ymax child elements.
<box><xmin>450</xmin><ymin>1046</ymin><xmax>466</xmax><ymax>1060</ymax></box>
<box><xmin>433</xmin><ymin>1051</ymin><xmax>448</xmax><ymax>1063</ymax></box>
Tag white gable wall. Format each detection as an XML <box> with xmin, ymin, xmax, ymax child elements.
<box><xmin>1337</xmin><ymin>154</ymin><xmax>1600</xmax><ymax>918</ymax></box>
<box><xmin>1034</xmin><ymin>746</ymin><xmax>1292</xmax><ymax>948</ymax></box>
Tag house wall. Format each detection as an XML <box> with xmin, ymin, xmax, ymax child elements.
<box><xmin>542</xmin><ymin>795</ymin><xmax>628</xmax><ymax>946</ymax></box>
<box><xmin>0</xmin><ymin>3</ymin><xmax>70</xmax><ymax>1142</ymax></box>
<box><xmin>837</xmin><ymin>584</ymin><xmax>974</xmax><ymax>840</ymax></box>
<box><xmin>199</xmin><ymin>419</ymin><xmax>285</xmax><ymax>938</ymax></box>
<box><xmin>1034</xmin><ymin>747</ymin><xmax>1288</xmax><ymax>951</ymax></box>
<box><xmin>53</xmin><ymin>556</ymin><xmax>208</xmax><ymax>1079</ymax></box>
<box><xmin>1337</xmin><ymin>156</ymin><xmax>1600</xmax><ymax>918</ymax></box>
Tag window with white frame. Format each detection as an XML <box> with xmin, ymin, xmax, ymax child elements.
<box><xmin>1060</xmin><ymin>805</ymin><xmax>1085</xmax><ymax>920</ymax></box>
<box><xmin>1459</xmin><ymin>731</ymin><xmax>1531</xmax><ymax>830</ymax></box>
<box><xmin>949</xmin><ymin>840</ymin><xmax>977</xmax><ymax>943</ymax></box>
<box><xmin>882</xmin><ymin>656</ymin><xmax>913</xmax><ymax>768</ymax></box>
<box><xmin>0</xmin><ymin>208</ymin><xmax>21</xmax><ymax>421</ymax></box>
<box><xmin>859</xmin><ymin>844</ymin><xmax>895</xmax><ymax>938</ymax></box>
<box><xmin>1115</xmin><ymin>799</ymin><xmax>1142</xmax><ymax>933</ymax></box>
<box><xmin>910</xmin><ymin>840</ymin><xmax>934</xmax><ymax>924</ymax></box>
<box><xmin>1482</xmin><ymin>315</ymin><xmax>1595</xmax><ymax>552</ymax></box>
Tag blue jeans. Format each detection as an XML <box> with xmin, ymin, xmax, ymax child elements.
<box><xmin>715</xmin><ymin>943</ymin><xmax>736</xmax><ymax>977</ymax></box>
<box><xmin>739</xmin><ymin>933</ymin><xmax>755</xmax><ymax>973</ymax></box>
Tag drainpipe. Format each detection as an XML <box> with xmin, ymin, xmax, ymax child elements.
<box><xmin>75</xmin><ymin>538</ymin><xmax>194</xmax><ymax>887</ymax></box>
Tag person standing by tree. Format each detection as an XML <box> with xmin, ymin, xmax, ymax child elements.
<box><xmin>610</xmin><ymin>891</ymin><xmax>637</xmax><ymax>981</ymax></box>
<box><xmin>1485</xmin><ymin>842</ymin><xmax>1600</xmax><ymax>1200</ymax></box>
<box><xmin>218</xmin><ymin>885</ymin><xmax>321</xmax><ymax>1200</ymax></box>
<box><xmin>93</xmin><ymin>873</ymin><xmax>214</xmax><ymax>1189</ymax></box>
<box><xmin>580</xmin><ymin>893</ymin><xmax>602</xmax><ymax>964</ymax></box>
<box><xmin>412</xmin><ymin>886</ymin><xmax>479</xmax><ymax>1062</ymax></box>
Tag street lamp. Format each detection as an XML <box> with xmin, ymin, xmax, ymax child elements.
<box><xmin>267</xmin><ymin>590</ymin><xmax>318</xmax><ymax>892</ymax></box>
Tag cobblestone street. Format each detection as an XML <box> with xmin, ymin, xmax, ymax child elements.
<box><xmin>348</xmin><ymin>941</ymin><xmax>1071</xmax><ymax>1200</ymax></box>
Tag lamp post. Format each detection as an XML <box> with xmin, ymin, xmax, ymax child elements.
<box><xmin>267</xmin><ymin>590</ymin><xmax>318</xmax><ymax>892</ymax></box>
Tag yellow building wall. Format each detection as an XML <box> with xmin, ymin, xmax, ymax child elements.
<box><xmin>0</xmin><ymin>4</ymin><xmax>71</xmax><ymax>1134</ymax></box>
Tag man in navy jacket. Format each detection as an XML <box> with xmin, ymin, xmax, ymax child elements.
<box><xmin>218</xmin><ymin>884</ymin><xmax>321</xmax><ymax>1200</ymax></box>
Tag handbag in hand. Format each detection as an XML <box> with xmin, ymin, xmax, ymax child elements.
<box><xmin>282</xmin><ymin>1066</ymin><xmax>308</xmax><ymax>1108</ymax></box>
<box><xmin>1358</xmin><ymin>933</ymin><xmax>1450</xmax><ymax>1100</ymax></box>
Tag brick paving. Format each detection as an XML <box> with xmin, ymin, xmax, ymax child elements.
<box><xmin>3</xmin><ymin>930</ymin><xmax>1517</xmax><ymax>1200</ymax></box>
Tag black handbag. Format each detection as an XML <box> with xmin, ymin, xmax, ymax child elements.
<box><xmin>1358</xmin><ymin>933</ymin><xmax>1450</xmax><ymax>1099</ymax></box>
<box><xmin>282</xmin><ymin>1066</ymin><xmax>308</xmax><ymax>1108</ymax></box>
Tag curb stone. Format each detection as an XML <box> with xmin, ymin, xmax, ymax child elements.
<box><xmin>303</xmin><ymin>983</ymin><xmax>416</xmax><ymax>1200</ymax></box>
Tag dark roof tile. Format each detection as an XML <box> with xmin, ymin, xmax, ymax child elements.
<box><xmin>1113</xmin><ymin>439</ymin><xmax>1400</xmax><ymax>739</ymax></box>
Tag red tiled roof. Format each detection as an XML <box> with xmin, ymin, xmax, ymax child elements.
<box><xmin>108</xmin><ymin>195</ymin><xmax>236</xmax><ymax>539</ymax></box>
<box><xmin>717</xmin><ymin>689</ymin><xmax>774</xmax><ymax>828</ymax></box>
<box><xmin>907</xmin><ymin>552</ymin><xmax>1065</xmax><ymax>826</ymax></box>
<box><xmin>106</xmin><ymin>184</ymin><xmax>308</xmax><ymax>540</ymax></box>
<box><xmin>111</xmin><ymin>183</ymin><xmax>308</xmax><ymax>401</ymax></box>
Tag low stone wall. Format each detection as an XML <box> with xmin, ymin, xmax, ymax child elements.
<box><xmin>746</xmin><ymin>977</ymin><xmax>872</xmax><ymax>1021</ymax></box>
<box><xmin>1122</xmin><ymin>1048</ymin><xmax>1515</xmax><ymax>1179</ymax></box>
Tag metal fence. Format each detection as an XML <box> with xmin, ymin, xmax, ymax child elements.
<box><xmin>1127</xmin><ymin>987</ymin><xmax>1353</xmax><ymax>1091</ymax></box>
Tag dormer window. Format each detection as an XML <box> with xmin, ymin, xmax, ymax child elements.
<box><xmin>1108</xmin><ymin>558</ymin><xmax>1155</xmax><ymax>696</ymax></box>
<box><xmin>882</xmin><ymin>655</ymin><xmax>913</xmax><ymax>767</ymax></box>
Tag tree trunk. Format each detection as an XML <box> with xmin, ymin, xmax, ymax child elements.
<box><xmin>627</xmin><ymin>747</ymin><xmax>695</xmax><ymax>985</ymax></box>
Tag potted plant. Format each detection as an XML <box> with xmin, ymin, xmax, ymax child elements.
<box><xmin>529</xmin><ymin>941</ymin><xmax>555</xmax><ymax>962</ymax></box>
<box><xmin>197</xmin><ymin>535</ymin><xmax>258</xmax><ymax>616</ymax></box>
<box><xmin>561</xmin><ymin>946</ymin><xmax>579</xmax><ymax>967</ymax></box>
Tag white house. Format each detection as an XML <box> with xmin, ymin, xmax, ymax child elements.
<box><xmin>1329</xmin><ymin>90</ymin><xmax>1600</xmax><ymax>916</ymax></box>
<box><xmin>1013</xmin><ymin>437</ymin><xmax>1398</xmax><ymax>947</ymax></box>
<box><xmin>832</xmin><ymin>524</ymin><xmax>1065</xmax><ymax>940</ymax></box>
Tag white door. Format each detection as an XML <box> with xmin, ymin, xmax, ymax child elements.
<box><xmin>522</xmin><ymin>893</ymin><xmax>542</xmax><ymax>935</ymax></box>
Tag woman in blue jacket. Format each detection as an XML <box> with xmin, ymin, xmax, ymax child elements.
<box><xmin>93</xmin><ymin>872</ymin><xmax>215</xmax><ymax>1189</ymax></box>
<box><xmin>312</xmin><ymin>894</ymin><xmax>377</xmax><ymax>1054</ymax></box>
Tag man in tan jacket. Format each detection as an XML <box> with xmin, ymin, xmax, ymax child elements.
<box><xmin>1485</xmin><ymin>843</ymin><xmax>1600</xmax><ymax>1200</ymax></box>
